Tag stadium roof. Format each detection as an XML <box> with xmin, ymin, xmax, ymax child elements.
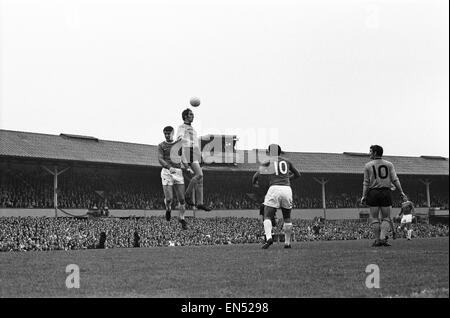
<box><xmin>0</xmin><ymin>129</ymin><xmax>448</xmax><ymax>176</ymax></box>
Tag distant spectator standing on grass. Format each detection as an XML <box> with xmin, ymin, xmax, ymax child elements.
<box><xmin>398</xmin><ymin>199</ymin><xmax>415</xmax><ymax>240</ymax></box>
<box><xmin>361</xmin><ymin>145</ymin><xmax>407</xmax><ymax>247</ymax></box>
<box><xmin>133</xmin><ymin>230</ymin><xmax>140</xmax><ymax>247</ymax></box>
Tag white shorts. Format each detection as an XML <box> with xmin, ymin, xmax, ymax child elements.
<box><xmin>263</xmin><ymin>185</ymin><xmax>293</xmax><ymax>209</ymax></box>
<box><xmin>401</xmin><ymin>214</ymin><xmax>413</xmax><ymax>224</ymax></box>
<box><xmin>161</xmin><ymin>168</ymin><xmax>184</xmax><ymax>186</ymax></box>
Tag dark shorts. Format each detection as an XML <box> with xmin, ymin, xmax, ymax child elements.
<box><xmin>366</xmin><ymin>188</ymin><xmax>392</xmax><ymax>207</ymax></box>
<box><xmin>182</xmin><ymin>146</ymin><xmax>202</xmax><ymax>164</ymax></box>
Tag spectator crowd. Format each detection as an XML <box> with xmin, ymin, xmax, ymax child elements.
<box><xmin>0</xmin><ymin>216</ymin><xmax>448</xmax><ymax>252</ymax></box>
<box><xmin>1</xmin><ymin>168</ymin><xmax>448</xmax><ymax>210</ymax></box>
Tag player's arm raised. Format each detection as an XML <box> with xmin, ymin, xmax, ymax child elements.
<box><xmin>174</xmin><ymin>136</ymin><xmax>183</xmax><ymax>144</ymax></box>
<box><xmin>175</xmin><ymin>126</ymin><xmax>190</xmax><ymax>170</ymax></box>
<box><xmin>175</xmin><ymin>125</ymin><xmax>186</xmax><ymax>144</ymax></box>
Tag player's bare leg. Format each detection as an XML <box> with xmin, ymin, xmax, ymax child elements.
<box><xmin>380</xmin><ymin>206</ymin><xmax>392</xmax><ymax>246</ymax></box>
<box><xmin>246</xmin><ymin>193</ymin><xmax>274</xmax><ymax>227</ymax></box>
<box><xmin>398</xmin><ymin>222</ymin><xmax>406</xmax><ymax>238</ymax></box>
<box><xmin>173</xmin><ymin>184</ymin><xmax>187</xmax><ymax>230</ymax></box>
<box><xmin>369</xmin><ymin>207</ymin><xmax>382</xmax><ymax>246</ymax></box>
<box><xmin>390</xmin><ymin>218</ymin><xmax>397</xmax><ymax>240</ymax></box>
<box><xmin>180</xmin><ymin>148</ymin><xmax>196</xmax><ymax>206</ymax></box>
<box><xmin>184</xmin><ymin>164</ymin><xmax>198</xmax><ymax>199</ymax></box>
<box><xmin>406</xmin><ymin>223</ymin><xmax>413</xmax><ymax>240</ymax></box>
<box><xmin>183</xmin><ymin>145</ymin><xmax>202</xmax><ymax>200</ymax></box>
<box><xmin>259</xmin><ymin>205</ymin><xmax>265</xmax><ymax>222</ymax></box>
<box><xmin>281</xmin><ymin>208</ymin><xmax>293</xmax><ymax>248</ymax></box>
<box><xmin>387</xmin><ymin>210</ymin><xmax>396</xmax><ymax>239</ymax></box>
<box><xmin>186</xmin><ymin>162</ymin><xmax>211</xmax><ymax>211</ymax></box>
<box><xmin>262</xmin><ymin>206</ymin><xmax>276</xmax><ymax>249</ymax></box>
<box><xmin>162</xmin><ymin>185</ymin><xmax>173</xmax><ymax>221</ymax></box>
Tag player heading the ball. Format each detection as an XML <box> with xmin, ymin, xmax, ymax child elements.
<box><xmin>176</xmin><ymin>108</ymin><xmax>212</xmax><ymax>212</ymax></box>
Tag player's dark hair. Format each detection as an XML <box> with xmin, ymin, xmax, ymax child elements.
<box><xmin>370</xmin><ymin>145</ymin><xmax>383</xmax><ymax>157</ymax></box>
<box><xmin>182</xmin><ymin>108</ymin><xmax>192</xmax><ymax>121</ymax></box>
<box><xmin>267</xmin><ymin>144</ymin><xmax>282</xmax><ymax>156</ymax></box>
<box><xmin>163</xmin><ymin>126</ymin><xmax>174</xmax><ymax>133</ymax></box>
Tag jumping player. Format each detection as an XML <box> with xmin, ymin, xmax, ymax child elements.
<box><xmin>361</xmin><ymin>145</ymin><xmax>407</xmax><ymax>247</ymax></box>
<box><xmin>398</xmin><ymin>199</ymin><xmax>415</xmax><ymax>240</ymax></box>
<box><xmin>253</xmin><ymin>144</ymin><xmax>301</xmax><ymax>249</ymax></box>
<box><xmin>176</xmin><ymin>108</ymin><xmax>212</xmax><ymax>212</ymax></box>
<box><xmin>158</xmin><ymin>126</ymin><xmax>187</xmax><ymax>230</ymax></box>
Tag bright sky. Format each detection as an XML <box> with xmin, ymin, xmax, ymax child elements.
<box><xmin>0</xmin><ymin>0</ymin><xmax>448</xmax><ymax>157</ymax></box>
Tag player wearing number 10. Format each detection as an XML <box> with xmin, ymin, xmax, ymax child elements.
<box><xmin>361</xmin><ymin>145</ymin><xmax>407</xmax><ymax>247</ymax></box>
<box><xmin>254</xmin><ymin>144</ymin><xmax>301</xmax><ymax>249</ymax></box>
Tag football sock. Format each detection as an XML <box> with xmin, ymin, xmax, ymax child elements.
<box><xmin>195</xmin><ymin>181</ymin><xmax>204</xmax><ymax>205</ymax></box>
<box><xmin>164</xmin><ymin>199</ymin><xmax>171</xmax><ymax>211</ymax></box>
<box><xmin>371</xmin><ymin>221</ymin><xmax>381</xmax><ymax>240</ymax></box>
<box><xmin>380</xmin><ymin>220</ymin><xmax>390</xmax><ymax>240</ymax></box>
<box><xmin>264</xmin><ymin>219</ymin><xmax>272</xmax><ymax>240</ymax></box>
<box><xmin>389</xmin><ymin>220</ymin><xmax>395</xmax><ymax>234</ymax></box>
<box><xmin>283</xmin><ymin>223</ymin><xmax>293</xmax><ymax>245</ymax></box>
<box><xmin>179</xmin><ymin>204</ymin><xmax>185</xmax><ymax>220</ymax></box>
<box><xmin>185</xmin><ymin>179</ymin><xmax>196</xmax><ymax>197</ymax></box>
<box><xmin>371</xmin><ymin>222</ymin><xmax>381</xmax><ymax>240</ymax></box>
<box><xmin>407</xmin><ymin>229</ymin><xmax>412</xmax><ymax>239</ymax></box>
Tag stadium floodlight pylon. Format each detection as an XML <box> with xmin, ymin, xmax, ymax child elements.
<box><xmin>419</xmin><ymin>179</ymin><xmax>432</xmax><ymax>208</ymax></box>
<box><xmin>41</xmin><ymin>166</ymin><xmax>70</xmax><ymax>217</ymax></box>
<box><xmin>313</xmin><ymin>177</ymin><xmax>329</xmax><ymax>220</ymax></box>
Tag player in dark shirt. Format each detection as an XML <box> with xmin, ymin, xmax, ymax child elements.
<box><xmin>253</xmin><ymin>144</ymin><xmax>300</xmax><ymax>249</ymax></box>
<box><xmin>361</xmin><ymin>145</ymin><xmax>407</xmax><ymax>247</ymax></box>
<box><xmin>158</xmin><ymin>126</ymin><xmax>188</xmax><ymax>230</ymax></box>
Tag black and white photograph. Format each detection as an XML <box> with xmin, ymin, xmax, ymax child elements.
<box><xmin>0</xmin><ymin>0</ymin><xmax>448</xmax><ymax>302</ymax></box>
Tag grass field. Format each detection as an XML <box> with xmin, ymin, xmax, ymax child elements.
<box><xmin>0</xmin><ymin>237</ymin><xmax>448</xmax><ymax>298</ymax></box>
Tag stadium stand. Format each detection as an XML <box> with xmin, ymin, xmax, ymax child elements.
<box><xmin>0</xmin><ymin>129</ymin><xmax>448</xmax><ymax>212</ymax></box>
<box><xmin>0</xmin><ymin>129</ymin><xmax>449</xmax><ymax>252</ymax></box>
<box><xmin>1</xmin><ymin>129</ymin><xmax>448</xmax><ymax>174</ymax></box>
<box><xmin>1</xmin><ymin>165</ymin><xmax>448</xmax><ymax>210</ymax></box>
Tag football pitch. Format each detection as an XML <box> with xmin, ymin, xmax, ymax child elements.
<box><xmin>0</xmin><ymin>237</ymin><xmax>448</xmax><ymax>298</ymax></box>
